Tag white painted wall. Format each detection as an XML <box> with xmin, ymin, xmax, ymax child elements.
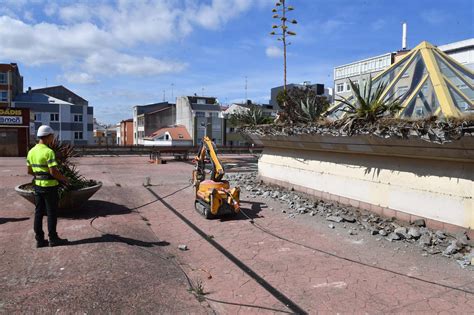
<box><xmin>259</xmin><ymin>148</ymin><xmax>473</xmax><ymax>229</ymax></box>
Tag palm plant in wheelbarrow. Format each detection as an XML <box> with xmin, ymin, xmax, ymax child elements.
<box><xmin>15</xmin><ymin>139</ymin><xmax>102</xmax><ymax>212</ymax></box>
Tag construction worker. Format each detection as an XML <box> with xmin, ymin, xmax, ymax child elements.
<box><xmin>27</xmin><ymin>125</ymin><xmax>69</xmax><ymax>248</ymax></box>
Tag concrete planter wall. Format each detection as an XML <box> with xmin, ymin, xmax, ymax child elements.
<box><xmin>248</xmin><ymin>133</ymin><xmax>474</xmax><ymax>232</ymax></box>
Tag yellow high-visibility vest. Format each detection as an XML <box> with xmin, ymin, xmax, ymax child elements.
<box><xmin>26</xmin><ymin>144</ymin><xmax>59</xmax><ymax>187</ymax></box>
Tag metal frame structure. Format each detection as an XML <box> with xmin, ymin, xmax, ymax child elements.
<box><xmin>329</xmin><ymin>41</ymin><xmax>474</xmax><ymax>119</ymax></box>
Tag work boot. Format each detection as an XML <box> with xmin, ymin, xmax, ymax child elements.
<box><xmin>36</xmin><ymin>239</ymin><xmax>49</xmax><ymax>248</ymax></box>
<box><xmin>49</xmin><ymin>236</ymin><xmax>69</xmax><ymax>247</ymax></box>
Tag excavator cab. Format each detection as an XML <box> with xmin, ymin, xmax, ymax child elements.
<box><xmin>192</xmin><ymin>137</ymin><xmax>240</xmax><ymax>219</ymax></box>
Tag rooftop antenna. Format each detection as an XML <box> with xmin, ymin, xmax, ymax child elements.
<box><xmin>402</xmin><ymin>21</ymin><xmax>407</xmax><ymax>50</ymax></box>
<box><xmin>245</xmin><ymin>76</ymin><xmax>248</xmax><ymax>101</ymax></box>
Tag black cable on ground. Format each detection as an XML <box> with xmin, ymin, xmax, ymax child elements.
<box><xmin>145</xmin><ymin>186</ymin><xmax>308</xmax><ymax>315</ymax></box>
<box><xmin>87</xmin><ymin>184</ymin><xmax>292</xmax><ymax>314</ymax></box>
<box><xmin>238</xmin><ymin>208</ymin><xmax>474</xmax><ymax>295</ymax></box>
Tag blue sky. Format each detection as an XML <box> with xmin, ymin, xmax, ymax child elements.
<box><xmin>0</xmin><ymin>0</ymin><xmax>472</xmax><ymax>123</ymax></box>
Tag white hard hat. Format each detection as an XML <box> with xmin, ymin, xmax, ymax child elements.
<box><xmin>37</xmin><ymin>125</ymin><xmax>55</xmax><ymax>137</ymax></box>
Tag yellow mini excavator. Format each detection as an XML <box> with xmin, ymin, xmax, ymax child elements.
<box><xmin>192</xmin><ymin>136</ymin><xmax>240</xmax><ymax>218</ymax></box>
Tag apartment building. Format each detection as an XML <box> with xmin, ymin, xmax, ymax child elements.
<box><xmin>0</xmin><ymin>63</ymin><xmax>23</xmax><ymax>108</ymax></box>
<box><xmin>13</xmin><ymin>86</ymin><xmax>94</xmax><ymax>144</ymax></box>
<box><xmin>132</xmin><ymin>102</ymin><xmax>175</xmax><ymax>145</ymax></box>
<box><xmin>176</xmin><ymin>96</ymin><xmax>224</xmax><ymax>146</ymax></box>
<box><xmin>118</xmin><ymin>118</ymin><xmax>133</xmax><ymax>145</ymax></box>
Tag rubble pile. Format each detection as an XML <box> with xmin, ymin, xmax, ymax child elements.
<box><xmin>228</xmin><ymin>172</ymin><xmax>474</xmax><ymax>269</ymax></box>
<box><xmin>243</xmin><ymin>117</ymin><xmax>474</xmax><ymax>144</ymax></box>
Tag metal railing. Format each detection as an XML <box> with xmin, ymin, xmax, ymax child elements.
<box><xmin>73</xmin><ymin>144</ymin><xmax>263</xmax><ymax>157</ymax></box>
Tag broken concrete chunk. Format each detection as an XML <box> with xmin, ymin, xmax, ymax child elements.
<box><xmin>386</xmin><ymin>232</ymin><xmax>401</xmax><ymax>241</ymax></box>
<box><xmin>297</xmin><ymin>207</ymin><xmax>308</xmax><ymax>214</ymax></box>
<box><xmin>378</xmin><ymin>229</ymin><xmax>388</xmax><ymax>237</ymax></box>
<box><xmin>408</xmin><ymin>227</ymin><xmax>421</xmax><ymax>239</ymax></box>
<box><xmin>412</xmin><ymin>219</ymin><xmax>426</xmax><ymax>227</ymax></box>
<box><xmin>341</xmin><ymin>215</ymin><xmax>356</xmax><ymax>223</ymax></box>
<box><xmin>178</xmin><ymin>244</ymin><xmax>188</xmax><ymax>251</ymax></box>
<box><xmin>394</xmin><ymin>227</ymin><xmax>407</xmax><ymax>239</ymax></box>
<box><xmin>328</xmin><ymin>224</ymin><xmax>335</xmax><ymax>229</ymax></box>
<box><xmin>435</xmin><ymin>230</ymin><xmax>446</xmax><ymax>240</ymax></box>
<box><xmin>326</xmin><ymin>216</ymin><xmax>343</xmax><ymax>223</ymax></box>
<box><xmin>442</xmin><ymin>240</ymin><xmax>460</xmax><ymax>256</ymax></box>
<box><xmin>418</xmin><ymin>234</ymin><xmax>432</xmax><ymax>246</ymax></box>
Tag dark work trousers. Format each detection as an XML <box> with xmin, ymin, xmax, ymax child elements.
<box><xmin>33</xmin><ymin>186</ymin><xmax>59</xmax><ymax>240</ymax></box>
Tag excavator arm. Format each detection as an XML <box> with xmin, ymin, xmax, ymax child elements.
<box><xmin>194</xmin><ymin>136</ymin><xmax>224</xmax><ymax>183</ymax></box>
<box><xmin>192</xmin><ymin>136</ymin><xmax>240</xmax><ymax>218</ymax></box>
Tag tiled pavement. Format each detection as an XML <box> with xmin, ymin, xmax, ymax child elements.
<box><xmin>1</xmin><ymin>156</ymin><xmax>473</xmax><ymax>314</ymax></box>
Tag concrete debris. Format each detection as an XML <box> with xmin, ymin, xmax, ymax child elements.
<box><xmin>326</xmin><ymin>215</ymin><xmax>344</xmax><ymax>223</ymax></box>
<box><xmin>408</xmin><ymin>227</ymin><xmax>421</xmax><ymax>239</ymax></box>
<box><xmin>418</xmin><ymin>234</ymin><xmax>432</xmax><ymax>247</ymax></box>
<box><xmin>228</xmin><ymin>171</ymin><xmax>473</xmax><ymax>267</ymax></box>
<box><xmin>442</xmin><ymin>241</ymin><xmax>460</xmax><ymax>256</ymax></box>
<box><xmin>412</xmin><ymin>219</ymin><xmax>426</xmax><ymax>227</ymax></box>
<box><xmin>386</xmin><ymin>233</ymin><xmax>401</xmax><ymax>242</ymax></box>
<box><xmin>394</xmin><ymin>227</ymin><xmax>407</xmax><ymax>239</ymax></box>
<box><xmin>341</xmin><ymin>215</ymin><xmax>356</xmax><ymax>223</ymax></box>
<box><xmin>178</xmin><ymin>244</ymin><xmax>188</xmax><ymax>251</ymax></box>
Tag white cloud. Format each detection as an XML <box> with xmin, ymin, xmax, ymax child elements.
<box><xmin>60</xmin><ymin>72</ymin><xmax>98</xmax><ymax>85</ymax></box>
<box><xmin>265</xmin><ymin>46</ymin><xmax>283</xmax><ymax>58</ymax></box>
<box><xmin>421</xmin><ymin>9</ymin><xmax>448</xmax><ymax>25</ymax></box>
<box><xmin>83</xmin><ymin>50</ymin><xmax>187</xmax><ymax>76</ymax></box>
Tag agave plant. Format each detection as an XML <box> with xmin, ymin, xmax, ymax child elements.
<box><xmin>277</xmin><ymin>86</ymin><xmax>329</xmax><ymax>123</ymax></box>
<box><xmin>228</xmin><ymin>104</ymin><xmax>274</xmax><ymax>127</ymax></box>
<box><xmin>48</xmin><ymin>138</ymin><xmax>97</xmax><ymax>197</ymax></box>
<box><xmin>336</xmin><ymin>78</ymin><xmax>404</xmax><ymax>127</ymax></box>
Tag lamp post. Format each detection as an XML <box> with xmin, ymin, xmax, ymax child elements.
<box><xmin>270</xmin><ymin>0</ymin><xmax>297</xmax><ymax>92</ymax></box>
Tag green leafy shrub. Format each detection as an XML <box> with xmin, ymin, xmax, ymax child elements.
<box><xmin>228</xmin><ymin>104</ymin><xmax>274</xmax><ymax>127</ymax></box>
<box><xmin>277</xmin><ymin>86</ymin><xmax>330</xmax><ymax>123</ymax></box>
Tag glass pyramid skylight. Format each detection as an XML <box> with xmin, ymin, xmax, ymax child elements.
<box><xmin>329</xmin><ymin>41</ymin><xmax>474</xmax><ymax>119</ymax></box>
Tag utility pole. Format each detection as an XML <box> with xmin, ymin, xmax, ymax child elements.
<box><xmin>270</xmin><ymin>0</ymin><xmax>297</xmax><ymax>91</ymax></box>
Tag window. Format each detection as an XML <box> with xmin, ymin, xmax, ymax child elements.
<box><xmin>34</xmin><ymin>113</ymin><xmax>42</xmax><ymax>121</ymax></box>
<box><xmin>0</xmin><ymin>91</ymin><xmax>7</xmax><ymax>102</ymax></box>
<box><xmin>397</xmin><ymin>86</ymin><xmax>409</xmax><ymax>97</ymax></box>
<box><xmin>50</xmin><ymin>113</ymin><xmax>59</xmax><ymax>122</ymax></box>
<box><xmin>195</xmin><ymin>111</ymin><xmax>205</xmax><ymax>117</ymax></box>
<box><xmin>197</xmin><ymin>98</ymin><xmax>206</xmax><ymax>104</ymax></box>
<box><xmin>165</xmin><ymin>134</ymin><xmax>169</xmax><ymax>140</ymax></box>
<box><xmin>74</xmin><ymin>131</ymin><xmax>83</xmax><ymax>140</ymax></box>
<box><xmin>74</xmin><ymin>114</ymin><xmax>83</xmax><ymax>122</ymax></box>
<box><xmin>0</xmin><ymin>73</ymin><xmax>6</xmax><ymax>84</ymax></box>
<box><xmin>346</xmin><ymin>83</ymin><xmax>351</xmax><ymax>91</ymax></box>
<box><xmin>336</xmin><ymin>83</ymin><xmax>344</xmax><ymax>93</ymax></box>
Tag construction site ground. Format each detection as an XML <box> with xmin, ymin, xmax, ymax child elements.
<box><xmin>0</xmin><ymin>155</ymin><xmax>473</xmax><ymax>314</ymax></box>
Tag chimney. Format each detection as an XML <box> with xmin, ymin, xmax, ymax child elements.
<box><xmin>27</xmin><ymin>87</ymin><xmax>32</xmax><ymax>95</ymax></box>
<box><xmin>402</xmin><ymin>22</ymin><xmax>407</xmax><ymax>50</ymax></box>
